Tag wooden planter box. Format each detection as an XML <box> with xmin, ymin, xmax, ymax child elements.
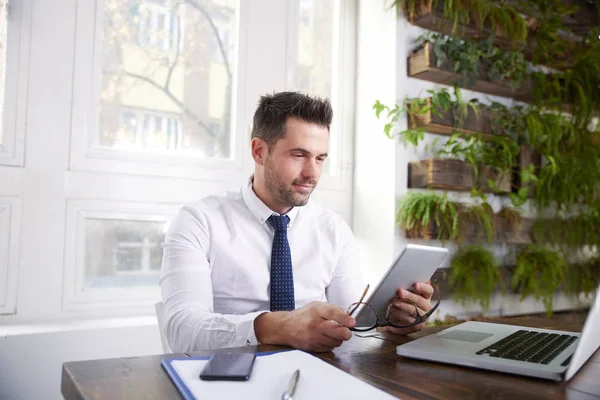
<box><xmin>404</xmin><ymin>213</ymin><xmax>533</xmax><ymax>244</ymax></box>
<box><xmin>404</xmin><ymin>1</ymin><xmax>530</xmax><ymax>50</ymax></box>
<box><xmin>408</xmin><ymin>158</ymin><xmax>511</xmax><ymax>194</ymax></box>
<box><xmin>494</xmin><ymin>215</ymin><xmax>534</xmax><ymax>244</ymax></box>
<box><xmin>407</xmin><ymin>43</ymin><xmax>582</xmax><ymax>115</ymax></box>
<box><xmin>407</xmin><ymin>97</ymin><xmax>492</xmax><ymax>137</ymax></box>
<box><xmin>404</xmin><ymin>1</ymin><xmax>516</xmax><ymax>46</ymax></box>
<box><xmin>405</xmin><ymin>222</ymin><xmax>444</xmax><ymax>241</ymax></box>
<box><xmin>403</xmin><ymin>0</ymin><xmax>571</xmax><ymax>69</ymax></box>
<box><xmin>408</xmin><ymin>42</ymin><xmax>533</xmax><ymax>100</ymax></box>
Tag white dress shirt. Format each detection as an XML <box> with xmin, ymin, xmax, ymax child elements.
<box><xmin>159</xmin><ymin>178</ymin><xmax>365</xmax><ymax>352</ymax></box>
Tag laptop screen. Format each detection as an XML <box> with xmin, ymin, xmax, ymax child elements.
<box><xmin>566</xmin><ymin>285</ymin><xmax>600</xmax><ymax>381</ymax></box>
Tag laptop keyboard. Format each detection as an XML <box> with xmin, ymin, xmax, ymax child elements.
<box><xmin>475</xmin><ymin>329</ymin><xmax>578</xmax><ymax>365</ymax></box>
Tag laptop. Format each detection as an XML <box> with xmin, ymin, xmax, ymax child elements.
<box><xmin>396</xmin><ymin>284</ymin><xmax>600</xmax><ymax>381</ymax></box>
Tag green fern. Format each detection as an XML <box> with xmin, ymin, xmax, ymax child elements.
<box><xmin>396</xmin><ymin>191</ymin><xmax>459</xmax><ymax>241</ymax></box>
<box><xmin>449</xmin><ymin>245</ymin><xmax>502</xmax><ymax>311</ymax></box>
<box><xmin>512</xmin><ymin>245</ymin><xmax>568</xmax><ymax>317</ymax></box>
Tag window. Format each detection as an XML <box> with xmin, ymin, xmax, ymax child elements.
<box><xmin>290</xmin><ymin>0</ymin><xmax>344</xmax><ymax>179</ymax></box>
<box><xmin>210</xmin><ymin>9</ymin><xmax>234</xmax><ymax>64</ymax></box>
<box><xmin>0</xmin><ymin>0</ymin><xmax>28</xmax><ymax>166</ymax></box>
<box><xmin>7</xmin><ymin>0</ymin><xmax>356</xmax><ymax>322</ymax></box>
<box><xmin>62</xmin><ymin>200</ymin><xmax>177</xmax><ymax>311</ymax></box>
<box><xmin>134</xmin><ymin>1</ymin><xmax>184</xmax><ymax>52</ymax></box>
<box><xmin>0</xmin><ymin>1</ymin><xmax>6</xmax><ymax>144</ymax></box>
<box><xmin>113</xmin><ymin>108</ymin><xmax>183</xmax><ymax>151</ymax></box>
<box><xmin>84</xmin><ymin>219</ymin><xmax>165</xmax><ymax>288</ymax></box>
<box><xmin>295</xmin><ymin>0</ymin><xmax>335</xmax><ymax>98</ymax></box>
<box><xmin>99</xmin><ymin>0</ymin><xmax>237</xmax><ymax>159</ymax></box>
<box><xmin>71</xmin><ymin>0</ymin><xmax>241</xmax><ymax>178</ymax></box>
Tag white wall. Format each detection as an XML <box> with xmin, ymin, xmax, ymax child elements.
<box><xmin>352</xmin><ymin>0</ymin><xmax>398</xmax><ymax>287</ymax></box>
<box><xmin>0</xmin><ymin>319</ymin><xmax>163</xmax><ymax>400</ymax></box>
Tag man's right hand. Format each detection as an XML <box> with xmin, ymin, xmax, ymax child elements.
<box><xmin>254</xmin><ymin>302</ymin><xmax>356</xmax><ymax>353</ymax></box>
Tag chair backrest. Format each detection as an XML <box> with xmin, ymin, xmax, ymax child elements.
<box><xmin>154</xmin><ymin>301</ymin><xmax>172</xmax><ymax>354</ymax></box>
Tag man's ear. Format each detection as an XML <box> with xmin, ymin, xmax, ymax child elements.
<box><xmin>251</xmin><ymin>138</ymin><xmax>268</xmax><ymax>166</ymax></box>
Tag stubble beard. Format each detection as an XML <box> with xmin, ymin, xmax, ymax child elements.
<box><xmin>264</xmin><ymin>157</ymin><xmax>316</xmax><ymax>209</ymax></box>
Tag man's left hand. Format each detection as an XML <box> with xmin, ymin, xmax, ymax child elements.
<box><xmin>377</xmin><ymin>281</ymin><xmax>434</xmax><ymax>335</ymax></box>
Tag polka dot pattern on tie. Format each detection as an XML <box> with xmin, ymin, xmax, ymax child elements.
<box><xmin>267</xmin><ymin>214</ymin><xmax>295</xmax><ymax>311</ymax></box>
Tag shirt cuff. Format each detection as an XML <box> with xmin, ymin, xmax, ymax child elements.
<box><xmin>238</xmin><ymin>311</ymin><xmax>269</xmax><ymax>346</ymax></box>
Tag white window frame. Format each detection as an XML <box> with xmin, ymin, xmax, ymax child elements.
<box><xmin>0</xmin><ymin>196</ymin><xmax>21</xmax><ymax>314</ymax></box>
<box><xmin>69</xmin><ymin>0</ymin><xmax>245</xmax><ymax>180</ymax></box>
<box><xmin>62</xmin><ymin>199</ymin><xmax>179</xmax><ymax>312</ymax></box>
<box><xmin>1</xmin><ymin>0</ymin><xmax>31</xmax><ymax>167</ymax></box>
<box><xmin>285</xmin><ymin>0</ymin><xmax>354</xmax><ymax>191</ymax></box>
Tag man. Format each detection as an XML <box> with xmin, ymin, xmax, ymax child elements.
<box><xmin>160</xmin><ymin>91</ymin><xmax>434</xmax><ymax>353</ymax></box>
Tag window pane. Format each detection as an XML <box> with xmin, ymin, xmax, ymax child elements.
<box><xmin>100</xmin><ymin>0</ymin><xmax>238</xmax><ymax>158</ymax></box>
<box><xmin>294</xmin><ymin>0</ymin><xmax>340</xmax><ymax>177</ymax></box>
<box><xmin>295</xmin><ymin>0</ymin><xmax>335</xmax><ymax>98</ymax></box>
<box><xmin>84</xmin><ymin>218</ymin><xmax>166</xmax><ymax>289</ymax></box>
<box><xmin>0</xmin><ymin>1</ymin><xmax>7</xmax><ymax>153</ymax></box>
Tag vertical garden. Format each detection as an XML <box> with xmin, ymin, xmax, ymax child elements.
<box><xmin>377</xmin><ymin>0</ymin><xmax>600</xmax><ymax>315</ymax></box>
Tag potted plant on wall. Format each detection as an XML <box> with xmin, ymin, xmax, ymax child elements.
<box><xmin>511</xmin><ymin>245</ymin><xmax>568</xmax><ymax>316</ymax></box>
<box><xmin>448</xmin><ymin>245</ymin><xmax>503</xmax><ymax>311</ymax></box>
<box><xmin>564</xmin><ymin>257</ymin><xmax>600</xmax><ymax>299</ymax></box>
<box><xmin>396</xmin><ymin>191</ymin><xmax>459</xmax><ymax>241</ymax></box>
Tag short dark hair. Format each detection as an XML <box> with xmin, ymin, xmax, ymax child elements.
<box><xmin>251</xmin><ymin>91</ymin><xmax>333</xmax><ymax>147</ymax></box>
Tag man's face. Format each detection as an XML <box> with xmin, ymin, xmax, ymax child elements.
<box><xmin>263</xmin><ymin>117</ymin><xmax>329</xmax><ymax>209</ymax></box>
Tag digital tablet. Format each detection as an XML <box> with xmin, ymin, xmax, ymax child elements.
<box><xmin>353</xmin><ymin>244</ymin><xmax>449</xmax><ymax>329</ymax></box>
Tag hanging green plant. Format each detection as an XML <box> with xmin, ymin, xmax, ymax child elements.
<box><xmin>448</xmin><ymin>245</ymin><xmax>502</xmax><ymax>311</ymax></box>
<box><xmin>511</xmin><ymin>245</ymin><xmax>568</xmax><ymax>316</ymax></box>
<box><xmin>396</xmin><ymin>191</ymin><xmax>459</xmax><ymax>241</ymax></box>
<box><xmin>495</xmin><ymin>206</ymin><xmax>522</xmax><ymax>232</ymax></box>
<box><xmin>564</xmin><ymin>257</ymin><xmax>600</xmax><ymax>298</ymax></box>
<box><xmin>532</xmin><ymin>204</ymin><xmax>600</xmax><ymax>248</ymax></box>
<box><xmin>456</xmin><ymin>202</ymin><xmax>495</xmax><ymax>243</ymax></box>
<box><xmin>519</xmin><ymin>0</ymin><xmax>581</xmax><ymax>67</ymax></box>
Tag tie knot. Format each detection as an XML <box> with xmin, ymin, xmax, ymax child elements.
<box><xmin>268</xmin><ymin>214</ymin><xmax>290</xmax><ymax>232</ymax></box>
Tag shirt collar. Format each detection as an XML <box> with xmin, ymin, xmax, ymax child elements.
<box><xmin>241</xmin><ymin>175</ymin><xmax>300</xmax><ymax>227</ymax></box>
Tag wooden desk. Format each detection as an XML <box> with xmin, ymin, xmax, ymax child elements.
<box><xmin>62</xmin><ymin>315</ymin><xmax>600</xmax><ymax>400</ymax></box>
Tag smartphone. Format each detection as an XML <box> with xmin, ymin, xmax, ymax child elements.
<box><xmin>199</xmin><ymin>352</ymin><xmax>257</xmax><ymax>381</ymax></box>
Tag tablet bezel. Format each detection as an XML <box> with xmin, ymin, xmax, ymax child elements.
<box><xmin>353</xmin><ymin>244</ymin><xmax>449</xmax><ymax>329</ymax></box>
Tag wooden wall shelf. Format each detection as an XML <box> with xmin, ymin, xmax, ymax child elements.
<box><xmin>408</xmin><ymin>158</ymin><xmax>511</xmax><ymax>194</ymax></box>
<box><xmin>408</xmin><ymin>42</ymin><xmax>586</xmax><ymax>116</ymax></box>
<box><xmin>408</xmin><ymin>42</ymin><xmax>533</xmax><ymax>100</ymax></box>
<box><xmin>405</xmin><ymin>0</ymin><xmax>575</xmax><ymax>69</ymax></box>
<box><xmin>407</xmin><ymin>97</ymin><xmax>492</xmax><ymax>137</ymax></box>
<box><xmin>405</xmin><ymin>215</ymin><xmax>533</xmax><ymax>244</ymax></box>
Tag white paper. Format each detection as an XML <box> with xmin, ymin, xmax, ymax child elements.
<box><xmin>170</xmin><ymin>350</ymin><xmax>398</xmax><ymax>400</ymax></box>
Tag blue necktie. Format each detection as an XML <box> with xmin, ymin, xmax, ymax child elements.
<box><xmin>267</xmin><ymin>214</ymin><xmax>295</xmax><ymax>311</ymax></box>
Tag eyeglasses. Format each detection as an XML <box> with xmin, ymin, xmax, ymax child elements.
<box><xmin>345</xmin><ymin>281</ymin><xmax>441</xmax><ymax>332</ymax></box>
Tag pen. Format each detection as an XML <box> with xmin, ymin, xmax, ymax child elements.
<box><xmin>281</xmin><ymin>369</ymin><xmax>300</xmax><ymax>400</ymax></box>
